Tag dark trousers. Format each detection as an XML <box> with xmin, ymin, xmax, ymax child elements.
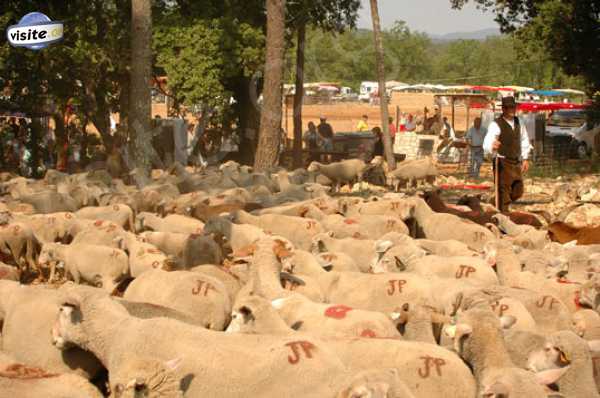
<box><xmin>493</xmin><ymin>158</ymin><xmax>524</xmax><ymax>212</ymax></box>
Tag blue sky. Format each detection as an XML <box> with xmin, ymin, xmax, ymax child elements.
<box><xmin>357</xmin><ymin>0</ymin><xmax>498</xmax><ymax>35</ymax></box>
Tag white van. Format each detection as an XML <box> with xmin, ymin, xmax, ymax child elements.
<box><xmin>546</xmin><ymin>109</ymin><xmax>599</xmax><ymax>158</ymax></box>
<box><xmin>359</xmin><ymin>81</ymin><xmax>378</xmax><ymax>102</ymax></box>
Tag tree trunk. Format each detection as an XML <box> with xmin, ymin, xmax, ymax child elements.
<box><xmin>369</xmin><ymin>0</ymin><xmax>396</xmax><ymax>170</ymax></box>
<box><xmin>292</xmin><ymin>22</ymin><xmax>306</xmax><ymax>169</ymax></box>
<box><xmin>129</xmin><ymin>0</ymin><xmax>153</xmax><ymax>186</ymax></box>
<box><xmin>253</xmin><ymin>0</ymin><xmax>286</xmax><ymax>172</ymax></box>
<box><xmin>232</xmin><ymin>76</ymin><xmax>260</xmax><ymax>166</ymax></box>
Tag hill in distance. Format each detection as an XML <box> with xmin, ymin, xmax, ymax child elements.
<box><xmin>429</xmin><ymin>27</ymin><xmax>500</xmax><ymax>42</ymax></box>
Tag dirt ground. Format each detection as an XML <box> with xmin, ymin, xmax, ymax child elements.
<box><xmin>283</xmin><ymin>92</ymin><xmax>474</xmax><ymax>137</ymax></box>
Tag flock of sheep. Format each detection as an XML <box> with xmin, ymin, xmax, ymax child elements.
<box><xmin>0</xmin><ymin>156</ymin><xmax>599</xmax><ymax>397</ymax></box>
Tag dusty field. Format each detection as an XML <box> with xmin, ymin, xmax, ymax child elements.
<box><xmin>283</xmin><ymin>92</ymin><xmax>473</xmax><ymax>137</ymax></box>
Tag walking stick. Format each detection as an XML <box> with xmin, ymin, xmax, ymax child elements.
<box><xmin>494</xmin><ymin>155</ymin><xmax>504</xmax><ymax>211</ymax></box>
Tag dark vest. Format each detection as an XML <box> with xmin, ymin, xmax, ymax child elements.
<box><xmin>495</xmin><ymin>117</ymin><xmax>521</xmax><ymax>160</ymax></box>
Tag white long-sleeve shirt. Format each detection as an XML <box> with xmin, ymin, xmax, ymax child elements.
<box><xmin>483</xmin><ymin>117</ymin><xmax>532</xmax><ymax>160</ymax></box>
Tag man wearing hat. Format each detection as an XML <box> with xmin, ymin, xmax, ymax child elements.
<box><xmin>483</xmin><ymin>96</ymin><xmax>531</xmax><ymax>212</ymax></box>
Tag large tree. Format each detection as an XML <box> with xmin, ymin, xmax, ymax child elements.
<box><xmin>287</xmin><ymin>0</ymin><xmax>360</xmax><ymax>168</ymax></box>
<box><xmin>254</xmin><ymin>0</ymin><xmax>286</xmax><ymax>171</ymax></box>
<box><xmin>451</xmin><ymin>0</ymin><xmax>600</xmax><ymax>115</ymax></box>
<box><xmin>369</xmin><ymin>0</ymin><xmax>395</xmax><ymax>169</ymax></box>
<box><xmin>130</xmin><ymin>0</ymin><xmax>153</xmax><ymax>184</ymax></box>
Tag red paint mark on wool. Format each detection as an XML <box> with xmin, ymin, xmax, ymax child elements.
<box><xmin>360</xmin><ymin>329</ymin><xmax>377</xmax><ymax>338</ymax></box>
<box><xmin>344</xmin><ymin>219</ymin><xmax>358</xmax><ymax>225</ymax></box>
<box><xmin>324</xmin><ymin>305</ymin><xmax>353</xmax><ymax>319</ymax></box>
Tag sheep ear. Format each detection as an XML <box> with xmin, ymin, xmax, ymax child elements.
<box><xmin>535</xmin><ymin>366</ymin><xmax>570</xmax><ymax>385</ymax></box>
<box><xmin>375</xmin><ymin>240</ymin><xmax>393</xmax><ymax>253</ymax></box>
<box><xmin>164</xmin><ymin>358</ymin><xmax>182</xmax><ymax>372</ymax></box>
<box><xmin>587</xmin><ymin>340</ymin><xmax>600</xmax><ymax>352</ymax></box>
<box><xmin>290</xmin><ymin>321</ymin><xmax>304</xmax><ymax>331</ymax></box>
<box><xmin>500</xmin><ymin>315</ymin><xmax>517</xmax><ymax>329</ymax></box>
<box><xmin>322</xmin><ymin>264</ymin><xmax>334</xmax><ymax>272</ymax></box>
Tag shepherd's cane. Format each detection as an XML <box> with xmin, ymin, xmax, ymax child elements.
<box><xmin>494</xmin><ymin>155</ymin><xmax>505</xmax><ymax>211</ymax></box>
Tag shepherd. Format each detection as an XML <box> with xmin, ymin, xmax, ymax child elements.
<box><xmin>483</xmin><ymin>96</ymin><xmax>531</xmax><ymax>212</ymax></box>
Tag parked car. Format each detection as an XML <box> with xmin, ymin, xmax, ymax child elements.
<box><xmin>546</xmin><ymin>109</ymin><xmax>600</xmax><ymax>158</ymax></box>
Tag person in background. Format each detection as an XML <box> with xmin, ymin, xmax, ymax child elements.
<box><xmin>357</xmin><ymin>115</ymin><xmax>369</xmax><ymax>132</ymax></box>
<box><xmin>436</xmin><ymin>117</ymin><xmax>456</xmax><ymax>153</ymax></box>
<box><xmin>372</xmin><ymin>127</ymin><xmax>384</xmax><ymax>158</ymax></box>
<box><xmin>317</xmin><ymin>116</ymin><xmax>334</xmax><ymax>151</ymax></box>
<box><xmin>404</xmin><ymin>114</ymin><xmax>416</xmax><ymax>133</ymax></box>
<box><xmin>388</xmin><ymin>117</ymin><xmax>397</xmax><ymax>139</ymax></box>
<box><xmin>303</xmin><ymin>121</ymin><xmax>320</xmax><ymax>163</ymax></box>
<box><xmin>465</xmin><ymin>117</ymin><xmax>486</xmax><ymax>180</ymax></box>
<box><xmin>483</xmin><ymin>96</ymin><xmax>531</xmax><ymax>212</ymax></box>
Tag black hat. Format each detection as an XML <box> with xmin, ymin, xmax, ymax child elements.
<box><xmin>501</xmin><ymin>96</ymin><xmax>517</xmax><ymax>108</ymax></box>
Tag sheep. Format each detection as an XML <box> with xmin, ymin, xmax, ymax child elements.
<box><xmin>0</xmin><ymin>356</ymin><xmax>103</xmax><ymax>398</ymax></box>
<box><xmin>75</xmin><ymin>204</ymin><xmax>135</xmax><ymax>231</ymax></box>
<box><xmin>386</xmin><ymin>157</ymin><xmax>438</xmax><ymax>191</ymax></box>
<box><xmin>281</xmin><ymin>245</ymin><xmax>436</xmax><ymax>313</ymax></box>
<box><xmin>191</xmin><ymin>264</ymin><xmax>243</xmax><ymax>303</ymax></box>
<box><xmin>408</xmin><ymin>197</ymin><xmax>495</xmax><ymax>251</ymax></box>
<box><xmin>8</xmin><ymin>211</ymin><xmax>78</xmax><ymax>244</ymax></box>
<box><xmin>123</xmin><ymin>269</ymin><xmax>230</xmax><ymax>330</ymax></box>
<box><xmin>311</xmin><ymin>232</ymin><xmax>384</xmax><ymax>273</ymax></box>
<box><xmin>0</xmin><ymin>281</ymin><xmax>103</xmax><ymax>379</ymax></box>
<box><xmin>115</xmin><ymin>233</ymin><xmax>176</xmax><ymax>277</ymax></box>
<box><xmin>0</xmin><ymin>221</ymin><xmax>39</xmax><ymax>272</ymax></box>
<box><xmin>70</xmin><ymin>219</ymin><xmax>128</xmax><ymax>248</ymax></box>
<box><xmin>548</xmin><ymin>221</ymin><xmax>600</xmax><ymax>245</ymax></box>
<box><xmin>528</xmin><ymin>330</ymin><xmax>600</xmax><ymax>398</ymax></box>
<box><xmin>0</xmin><ymin>262</ymin><xmax>19</xmax><ymax>281</ymax></box>
<box><xmin>39</xmin><ymin>242</ymin><xmax>129</xmax><ymax>291</ymax></box>
<box><xmin>51</xmin><ymin>288</ymin><xmax>365</xmax><ymax>398</ymax></box>
<box><xmin>270</xmin><ymin>294</ymin><xmax>401</xmax><ymax>339</ymax></box>
<box><xmin>202</xmin><ymin>216</ymin><xmax>269</xmax><ymax>252</ymax></box>
<box><xmin>307</xmin><ymin>159</ymin><xmax>367</xmax><ymax>192</ymax></box>
<box><xmin>136</xmin><ymin>212</ymin><xmax>205</xmax><ymax>235</ymax></box>
<box><xmin>492</xmin><ymin>213</ymin><xmax>548</xmax><ymax>249</ymax></box>
<box><xmin>316</xmin><ymin>252</ymin><xmax>360</xmax><ymax>272</ymax></box>
<box><xmin>108</xmin><ymin>357</ymin><xmax>184</xmax><ymax>398</ymax></box>
<box><xmin>421</xmin><ymin>190</ymin><xmax>493</xmax><ymax>225</ymax></box>
<box><xmin>572</xmin><ymin>309</ymin><xmax>600</xmax><ymax>340</ymax></box>
<box><xmin>444</xmin><ymin>308</ymin><xmax>560</xmax><ymax>397</ymax></box>
<box><xmin>414</xmin><ymin>239</ymin><xmax>477</xmax><ymax>257</ymax></box>
<box><xmin>320</xmin><ymin>214</ymin><xmax>409</xmax><ymax>240</ymax></box>
<box><xmin>233</xmin><ymin>210</ymin><xmax>324</xmax><ymax>251</ymax></box>
<box><xmin>391</xmin><ymin>302</ymin><xmax>451</xmax><ymax>344</ymax></box>
<box><xmin>139</xmin><ymin>231</ymin><xmax>189</xmax><ymax>258</ymax></box>
<box><xmin>339</xmin><ymin>197</ymin><xmax>414</xmax><ymax>221</ymax></box>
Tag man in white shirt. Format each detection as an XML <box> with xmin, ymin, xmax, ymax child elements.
<box><xmin>483</xmin><ymin>96</ymin><xmax>532</xmax><ymax>212</ymax></box>
<box><xmin>465</xmin><ymin>117</ymin><xmax>486</xmax><ymax>179</ymax></box>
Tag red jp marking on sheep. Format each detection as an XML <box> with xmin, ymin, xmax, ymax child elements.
<box><xmin>455</xmin><ymin>265</ymin><xmax>476</xmax><ymax>279</ymax></box>
<box><xmin>106</xmin><ymin>225</ymin><xmax>117</xmax><ymax>233</ymax></box>
<box><xmin>352</xmin><ymin>232</ymin><xmax>362</xmax><ymax>239</ymax></box>
<box><xmin>191</xmin><ymin>280</ymin><xmax>216</xmax><ymax>296</ymax></box>
<box><xmin>360</xmin><ymin>329</ymin><xmax>377</xmax><ymax>338</ymax></box>
<box><xmin>574</xmin><ymin>291</ymin><xmax>582</xmax><ymax>310</ymax></box>
<box><xmin>47</xmin><ymin>217</ymin><xmax>56</xmax><ymax>224</ymax></box>
<box><xmin>390</xmin><ymin>202</ymin><xmax>401</xmax><ymax>211</ymax></box>
<box><xmin>418</xmin><ymin>356</ymin><xmax>446</xmax><ymax>378</ymax></box>
<box><xmin>94</xmin><ymin>220</ymin><xmax>104</xmax><ymax>227</ymax></box>
<box><xmin>112</xmin><ymin>205</ymin><xmax>120</xmax><ymax>211</ymax></box>
<box><xmin>151</xmin><ymin>261</ymin><xmax>160</xmax><ymax>269</ymax></box>
<box><xmin>64</xmin><ymin>213</ymin><xmax>73</xmax><ymax>219</ymax></box>
<box><xmin>490</xmin><ymin>301</ymin><xmax>510</xmax><ymax>317</ymax></box>
<box><xmin>536</xmin><ymin>295</ymin><xmax>559</xmax><ymax>311</ymax></box>
<box><xmin>344</xmin><ymin>219</ymin><xmax>358</xmax><ymax>225</ymax></box>
<box><xmin>147</xmin><ymin>248</ymin><xmax>161</xmax><ymax>254</ymax></box>
<box><xmin>285</xmin><ymin>341</ymin><xmax>316</xmax><ymax>364</ymax></box>
<box><xmin>386</xmin><ymin>220</ymin><xmax>396</xmax><ymax>229</ymax></box>
<box><xmin>324</xmin><ymin>305</ymin><xmax>353</xmax><ymax>319</ymax></box>
<box><xmin>387</xmin><ymin>280</ymin><xmax>407</xmax><ymax>295</ymax></box>
<box><xmin>306</xmin><ymin>221</ymin><xmax>317</xmax><ymax>230</ymax></box>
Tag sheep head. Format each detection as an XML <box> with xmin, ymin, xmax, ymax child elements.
<box><xmin>110</xmin><ymin>357</ymin><xmax>183</xmax><ymax>398</ymax></box>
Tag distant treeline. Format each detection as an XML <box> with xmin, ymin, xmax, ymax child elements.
<box><xmin>284</xmin><ymin>21</ymin><xmax>584</xmax><ymax>92</ymax></box>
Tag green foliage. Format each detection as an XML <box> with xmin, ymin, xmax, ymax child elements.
<box><xmin>285</xmin><ymin>21</ymin><xmax>583</xmax><ymax>91</ymax></box>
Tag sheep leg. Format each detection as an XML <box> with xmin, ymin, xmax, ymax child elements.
<box><xmin>48</xmin><ymin>261</ymin><xmax>57</xmax><ymax>283</ymax></box>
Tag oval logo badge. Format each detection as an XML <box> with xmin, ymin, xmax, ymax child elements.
<box><xmin>6</xmin><ymin>12</ymin><xmax>64</xmax><ymax>50</ymax></box>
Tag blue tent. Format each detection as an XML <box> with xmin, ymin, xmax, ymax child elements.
<box><xmin>527</xmin><ymin>90</ymin><xmax>564</xmax><ymax>97</ymax></box>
